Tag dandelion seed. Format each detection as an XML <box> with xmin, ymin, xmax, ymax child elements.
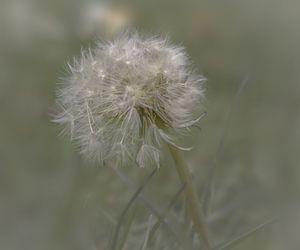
<box><xmin>136</xmin><ymin>144</ymin><xmax>160</xmax><ymax>168</ymax></box>
<box><xmin>54</xmin><ymin>31</ymin><xmax>206</xmax><ymax>167</ymax></box>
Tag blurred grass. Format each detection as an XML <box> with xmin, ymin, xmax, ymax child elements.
<box><xmin>0</xmin><ymin>0</ymin><xmax>300</xmax><ymax>249</ymax></box>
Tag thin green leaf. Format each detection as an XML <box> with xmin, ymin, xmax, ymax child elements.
<box><xmin>110</xmin><ymin>168</ymin><xmax>157</xmax><ymax>250</ymax></box>
<box><xmin>112</xmin><ymin>167</ymin><xmax>196</xmax><ymax>250</ymax></box>
<box><xmin>141</xmin><ymin>214</ymin><xmax>154</xmax><ymax>250</ymax></box>
<box><xmin>148</xmin><ymin>183</ymin><xmax>186</xmax><ymax>242</ymax></box>
<box><xmin>202</xmin><ymin>76</ymin><xmax>249</xmax><ymax>215</ymax></box>
<box><xmin>214</xmin><ymin>218</ymin><xmax>276</xmax><ymax>250</ymax></box>
<box><xmin>117</xmin><ymin>204</ymin><xmax>138</xmax><ymax>250</ymax></box>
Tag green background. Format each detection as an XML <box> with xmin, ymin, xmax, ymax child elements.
<box><xmin>0</xmin><ymin>0</ymin><xmax>300</xmax><ymax>249</ymax></box>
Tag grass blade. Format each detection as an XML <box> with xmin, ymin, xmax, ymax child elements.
<box><xmin>202</xmin><ymin>76</ymin><xmax>249</xmax><ymax>215</ymax></box>
<box><xmin>110</xmin><ymin>168</ymin><xmax>157</xmax><ymax>250</ymax></box>
<box><xmin>214</xmin><ymin>218</ymin><xmax>276</xmax><ymax>250</ymax></box>
<box><xmin>112</xmin><ymin>167</ymin><xmax>196</xmax><ymax>250</ymax></box>
<box><xmin>140</xmin><ymin>214</ymin><xmax>154</xmax><ymax>250</ymax></box>
<box><xmin>148</xmin><ymin>183</ymin><xmax>186</xmax><ymax>242</ymax></box>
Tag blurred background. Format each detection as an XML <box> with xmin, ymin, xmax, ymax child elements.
<box><xmin>1</xmin><ymin>0</ymin><xmax>300</xmax><ymax>249</ymax></box>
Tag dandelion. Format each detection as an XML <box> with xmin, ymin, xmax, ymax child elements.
<box><xmin>54</xmin><ymin>31</ymin><xmax>211</xmax><ymax>249</ymax></box>
<box><xmin>54</xmin><ymin>31</ymin><xmax>205</xmax><ymax>167</ymax></box>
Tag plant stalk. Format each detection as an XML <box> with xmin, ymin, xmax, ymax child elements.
<box><xmin>168</xmin><ymin>144</ymin><xmax>211</xmax><ymax>250</ymax></box>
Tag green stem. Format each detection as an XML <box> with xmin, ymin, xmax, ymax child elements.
<box><xmin>168</xmin><ymin>144</ymin><xmax>211</xmax><ymax>250</ymax></box>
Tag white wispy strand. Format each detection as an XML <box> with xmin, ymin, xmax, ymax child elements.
<box><xmin>54</xmin><ymin>32</ymin><xmax>206</xmax><ymax>167</ymax></box>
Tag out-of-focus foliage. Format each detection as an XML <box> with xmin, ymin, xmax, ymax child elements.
<box><xmin>1</xmin><ymin>0</ymin><xmax>300</xmax><ymax>249</ymax></box>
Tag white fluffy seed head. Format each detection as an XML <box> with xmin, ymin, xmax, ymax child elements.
<box><xmin>54</xmin><ymin>32</ymin><xmax>206</xmax><ymax>167</ymax></box>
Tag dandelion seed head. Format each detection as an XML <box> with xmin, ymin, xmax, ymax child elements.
<box><xmin>54</xmin><ymin>32</ymin><xmax>206</xmax><ymax>167</ymax></box>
